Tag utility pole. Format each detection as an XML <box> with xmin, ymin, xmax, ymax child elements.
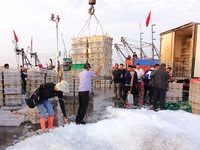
<box><xmin>50</xmin><ymin>13</ymin><xmax>60</xmax><ymax>72</ymax></box>
<box><xmin>151</xmin><ymin>24</ymin><xmax>156</xmax><ymax>59</ymax></box>
<box><xmin>139</xmin><ymin>25</ymin><xmax>143</xmax><ymax>59</ymax></box>
<box><xmin>151</xmin><ymin>24</ymin><xmax>160</xmax><ymax>59</ymax></box>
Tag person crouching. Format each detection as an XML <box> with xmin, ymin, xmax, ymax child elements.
<box><xmin>36</xmin><ymin>80</ymin><xmax>69</xmax><ymax>130</ymax></box>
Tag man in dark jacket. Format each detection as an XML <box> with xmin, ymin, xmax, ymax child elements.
<box><xmin>36</xmin><ymin>80</ymin><xmax>69</xmax><ymax>130</ymax></box>
<box><xmin>150</xmin><ymin>63</ymin><xmax>170</xmax><ymax>110</ymax></box>
<box><xmin>112</xmin><ymin>63</ymin><xmax>122</xmax><ymax>100</ymax></box>
<box><xmin>122</xmin><ymin>65</ymin><xmax>138</xmax><ymax>104</ymax></box>
<box><xmin>119</xmin><ymin>63</ymin><xmax>126</xmax><ymax>98</ymax></box>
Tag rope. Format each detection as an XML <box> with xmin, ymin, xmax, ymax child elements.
<box><xmin>77</xmin><ymin>9</ymin><xmax>108</xmax><ymax>37</ymax></box>
<box><xmin>93</xmin><ymin>14</ymin><xmax>107</xmax><ymax>35</ymax></box>
<box><xmin>77</xmin><ymin>15</ymin><xmax>92</xmax><ymax>37</ymax></box>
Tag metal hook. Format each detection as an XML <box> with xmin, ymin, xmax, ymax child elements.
<box><xmin>88</xmin><ymin>5</ymin><xmax>95</xmax><ymax>15</ymax></box>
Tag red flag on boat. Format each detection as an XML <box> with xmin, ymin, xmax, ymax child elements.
<box><xmin>13</xmin><ymin>30</ymin><xmax>18</xmax><ymax>43</ymax></box>
<box><xmin>145</xmin><ymin>11</ymin><xmax>151</xmax><ymax>27</ymax></box>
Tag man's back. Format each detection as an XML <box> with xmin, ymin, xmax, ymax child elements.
<box><xmin>79</xmin><ymin>69</ymin><xmax>94</xmax><ymax>92</ymax></box>
<box><xmin>151</xmin><ymin>68</ymin><xmax>170</xmax><ymax>89</ymax></box>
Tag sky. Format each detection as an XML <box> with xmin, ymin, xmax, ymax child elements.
<box><xmin>6</xmin><ymin>107</ymin><xmax>200</xmax><ymax>150</ymax></box>
<box><xmin>0</xmin><ymin>0</ymin><xmax>200</xmax><ymax>68</ymax></box>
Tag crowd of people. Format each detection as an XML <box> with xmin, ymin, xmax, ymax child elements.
<box><xmin>2</xmin><ymin>61</ymin><xmax>173</xmax><ymax>131</ymax></box>
<box><xmin>112</xmin><ymin>62</ymin><xmax>172</xmax><ymax>111</ymax></box>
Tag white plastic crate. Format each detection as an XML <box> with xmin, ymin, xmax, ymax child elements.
<box><xmin>88</xmin><ymin>41</ymin><xmax>105</xmax><ymax>48</ymax></box>
<box><xmin>4</xmin><ymin>74</ymin><xmax>21</xmax><ymax>80</ymax></box>
<box><xmin>0</xmin><ymin>114</ymin><xmax>26</xmax><ymax>126</ymax></box>
<box><xmin>4</xmin><ymin>88</ymin><xmax>21</xmax><ymax>94</ymax></box>
<box><xmin>4</xmin><ymin>80</ymin><xmax>21</xmax><ymax>85</ymax></box>
<box><xmin>27</xmin><ymin>79</ymin><xmax>44</xmax><ymax>84</ymax></box>
<box><xmin>87</xmin><ymin>35</ymin><xmax>111</xmax><ymax>42</ymax></box>
<box><xmin>5</xmin><ymin>94</ymin><xmax>21</xmax><ymax>99</ymax></box>
<box><xmin>5</xmin><ymin>97</ymin><xmax>22</xmax><ymax>105</ymax></box>
<box><xmin>4</xmin><ymin>84</ymin><xmax>21</xmax><ymax>89</ymax></box>
<box><xmin>28</xmin><ymin>68</ymin><xmax>47</xmax><ymax>73</ymax></box>
<box><xmin>88</xmin><ymin>47</ymin><xmax>106</xmax><ymax>53</ymax></box>
<box><xmin>71</xmin><ymin>54</ymin><xmax>88</xmax><ymax>59</ymax></box>
<box><xmin>72</xmin><ymin>58</ymin><xmax>86</xmax><ymax>64</ymax></box>
<box><xmin>71</xmin><ymin>48</ymin><xmax>87</xmax><ymax>54</ymax></box>
<box><xmin>72</xmin><ymin>43</ymin><xmax>88</xmax><ymax>49</ymax></box>
<box><xmin>72</xmin><ymin>37</ymin><xmax>88</xmax><ymax>44</ymax></box>
<box><xmin>3</xmin><ymin>69</ymin><xmax>20</xmax><ymax>74</ymax></box>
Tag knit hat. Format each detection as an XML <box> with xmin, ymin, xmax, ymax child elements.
<box><xmin>56</xmin><ymin>80</ymin><xmax>69</xmax><ymax>93</ymax></box>
<box><xmin>84</xmin><ymin>63</ymin><xmax>91</xmax><ymax>68</ymax></box>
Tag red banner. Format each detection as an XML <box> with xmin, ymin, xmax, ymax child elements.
<box><xmin>13</xmin><ymin>30</ymin><xmax>18</xmax><ymax>43</ymax></box>
<box><xmin>145</xmin><ymin>11</ymin><xmax>151</xmax><ymax>27</ymax></box>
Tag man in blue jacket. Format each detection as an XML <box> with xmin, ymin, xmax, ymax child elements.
<box><xmin>122</xmin><ymin>65</ymin><xmax>138</xmax><ymax>105</ymax></box>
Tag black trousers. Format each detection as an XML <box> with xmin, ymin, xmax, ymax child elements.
<box><xmin>143</xmin><ymin>85</ymin><xmax>153</xmax><ymax>104</ymax></box>
<box><xmin>153</xmin><ymin>87</ymin><xmax>167</xmax><ymax>109</ymax></box>
<box><xmin>76</xmin><ymin>91</ymin><xmax>89</xmax><ymax>122</ymax></box>
<box><xmin>120</xmin><ymin>82</ymin><xmax>125</xmax><ymax>98</ymax></box>
<box><xmin>122</xmin><ymin>86</ymin><xmax>138</xmax><ymax>105</ymax></box>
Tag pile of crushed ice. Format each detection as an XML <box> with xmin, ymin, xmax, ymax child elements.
<box><xmin>6</xmin><ymin>107</ymin><xmax>200</xmax><ymax>150</ymax></box>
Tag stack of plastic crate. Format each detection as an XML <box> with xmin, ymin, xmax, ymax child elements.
<box><xmin>71</xmin><ymin>35</ymin><xmax>113</xmax><ymax>77</ymax></box>
<box><xmin>26</xmin><ymin>68</ymin><xmax>46</xmax><ymax>94</ymax></box>
<box><xmin>92</xmin><ymin>77</ymin><xmax>101</xmax><ymax>89</ymax></box>
<box><xmin>46</xmin><ymin>70</ymin><xmax>57</xmax><ymax>83</ymax></box>
<box><xmin>166</xmin><ymin>83</ymin><xmax>183</xmax><ymax>102</ymax></box>
<box><xmin>27</xmin><ymin>107</ymin><xmax>41</xmax><ymax>124</ymax></box>
<box><xmin>3</xmin><ymin>69</ymin><xmax>22</xmax><ymax>106</ymax></box>
<box><xmin>87</xmin><ymin>35</ymin><xmax>113</xmax><ymax>77</ymax></box>
<box><xmin>65</xmin><ymin>77</ymin><xmax>79</xmax><ymax>96</ymax></box>
<box><xmin>189</xmin><ymin>78</ymin><xmax>200</xmax><ymax>114</ymax></box>
<box><xmin>71</xmin><ymin>37</ymin><xmax>88</xmax><ymax>64</ymax></box>
<box><xmin>64</xmin><ymin>65</ymin><xmax>82</xmax><ymax>96</ymax></box>
<box><xmin>63</xmin><ymin>70</ymin><xmax>71</xmax><ymax>96</ymax></box>
<box><xmin>0</xmin><ymin>70</ymin><xmax>3</xmax><ymax>106</ymax></box>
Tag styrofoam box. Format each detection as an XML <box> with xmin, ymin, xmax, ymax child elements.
<box><xmin>0</xmin><ymin>114</ymin><xmax>26</xmax><ymax>126</ymax></box>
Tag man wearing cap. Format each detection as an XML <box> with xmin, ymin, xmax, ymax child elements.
<box><xmin>36</xmin><ymin>80</ymin><xmax>69</xmax><ymax>130</ymax></box>
<box><xmin>76</xmin><ymin>63</ymin><xmax>102</xmax><ymax>125</ymax></box>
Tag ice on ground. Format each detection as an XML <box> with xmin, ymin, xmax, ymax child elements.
<box><xmin>6</xmin><ymin>107</ymin><xmax>200</xmax><ymax>150</ymax></box>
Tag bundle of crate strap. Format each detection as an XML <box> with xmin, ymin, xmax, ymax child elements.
<box><xmin>189</xmin><ymin>78</ymin><xmax>200</xmax><ymax>114</ymax></box>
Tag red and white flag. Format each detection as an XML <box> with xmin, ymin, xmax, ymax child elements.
<box><xmin>13</xmin><ymin>30</ymin><xmax>18</xmax><ymax>43</ymax></box>
<box><xmin>145</xmin><ymin>11</ymin><xmax>151</xmax><ymax>27</ymax></box>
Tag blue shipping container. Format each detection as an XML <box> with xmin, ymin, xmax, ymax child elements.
<box><xmin>134</xmin><ymin>59</ymin><xmax>159</xmax><ymax>66</ymax></box>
